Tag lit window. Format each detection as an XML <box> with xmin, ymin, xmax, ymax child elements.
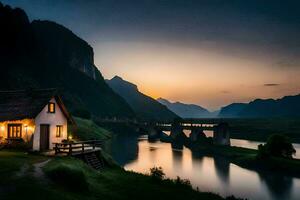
<box><xmin>48</xmin><ymin>102</ymin><xmax>55</xmax><ymax>113</ymax></box>
<box><xmin>56</xmin><ymin>125</ymin><xmax>63</xmax><ymax>137</ymax></box>
<box><xmin>8</xmin><ymin>124</ymin><xmax>22</xmax><ymax>138</ymax></box>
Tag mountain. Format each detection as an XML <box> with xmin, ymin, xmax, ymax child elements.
<box><xmin>219</xmin><ymin>94</ymin><xmax>300</xmax><ymax>118</ymax></box>
<box><xmin>106</xmin><ymin>76</ymin><xmax>178</xmax><ymax>121</ymax></box>
<box><xmin>157</xmin><ymin>98</ymin><xmax>215</xmax><ymax>118</ymax></box>
<box><xmin>218</xmin><ymin>103</ymin><xmax>247</xmax><ymax>118</ymax></box>
<box><xmin>0</xmin><ymin>3</ymin><xmax>134</xmax><ymax>119</ymax></box>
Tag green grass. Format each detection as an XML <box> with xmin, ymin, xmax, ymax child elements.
<box><xmin>44</xmin><ymin>162</ymin><xmax>89</xmax><ymax>192</ymax></box>
<box><xmin>0</xmin><ymin>150</ymin><xmax>241</xmax><ymax>200</ymax></box>
<box><xmin>0</xmin><ymin>151</ymin><xmax>46</xmax><ymax>182</ymax></box>
<box><xmin>72</xmin><ymin>117</ymin><xmax>112</xmax><ymax>140</ymax></box>
<box><xmin>43</xmin><ymin>157</ymin><xmax>240</xmax><ymax>200</ymax></box>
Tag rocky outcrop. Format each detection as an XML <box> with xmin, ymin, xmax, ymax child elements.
<box><xmin>31</xmin><ymin>20</ymin><xmax>97</xmax><ymax>80</ymax></box>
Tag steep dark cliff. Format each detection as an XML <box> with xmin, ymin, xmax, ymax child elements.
<box><xmin>31</xmin><ymin>20</ymin><xmax>97</xmax><ymax>80</ymax></box>
<box><xmin>0</xmin><ymin>3</ymin><xmax>134</xmax><ymax>118</ymax></box>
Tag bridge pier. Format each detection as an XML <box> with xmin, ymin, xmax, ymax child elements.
<box><xmin>169</xmin><ymin>120</ymin><xmax>188</xmax><ymax>146</ymax></box>
<box><xmin>213</xmin><ymin>123</ymin><xmax>230</xmax><ymax>146</ymax></box>
<box><xmin>147</xmin><ymin>123</ymin><xmax>162</xmax><ymax>140</ymax></box>
<box><xmin>190</xmin><ymin>127</ymin><xmax>206</xmax><ymax>142</ymax></box>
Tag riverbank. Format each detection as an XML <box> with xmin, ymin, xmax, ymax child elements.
<box><xmin>0</xmin><ymin>150</ymin><xmax>241</xmax><ymax>200</ymax></box>
<box><xmin>224</xmin><ymin>118</ymin><xmax>300</xmax><ymax>143</ymax></box>
<box><xmin>74</xmin><ymin>117</ymin><xmax>300</xmax><ymax>179</ymax></box>
<box><xmin>189</xmin><ymin>143</ymin><xmax>300</xmax><ymax>178</ymax></box>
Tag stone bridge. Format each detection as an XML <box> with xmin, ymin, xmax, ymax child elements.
<box><xmin>142</xmin><ymin>119</ymin><xmax>230</xmax><ymax>146</ymax></box>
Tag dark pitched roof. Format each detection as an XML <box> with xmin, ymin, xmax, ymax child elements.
<box><xmin>0</xmin><ymin>88</ymin><xmax>73</xmax><ymax>123</ymax></box>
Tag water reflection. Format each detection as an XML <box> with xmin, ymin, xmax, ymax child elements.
<box><xmin>259</xmin><ymin>173</ymin><xmax>293</xmax><ymax>200</ymax></box>
<box><xmin>214</xmin><ymin>155</ymin><xmax>230</xmax><ymax>184</ymax></box>
<box><xmin>106</xmin><ymin>134</ymin><xmax>300</xmax><ymax>200</ymax></box>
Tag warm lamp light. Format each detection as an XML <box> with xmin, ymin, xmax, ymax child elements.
<box><xmin>68</xmin><ymin>135</ymin><xmax>73</xmax><ymax>140</ymax></box>
<box><xmin>24</xmin><ymin>124</ymin><xmax>28</xmax><ymax>142</ymax></box>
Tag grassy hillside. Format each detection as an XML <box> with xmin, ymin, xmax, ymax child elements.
<box><xmin>0</xmin><ymin>151</ymin><xmax>240</xmax><ymax>200</ymax></box>
<box><xmin>72</xmin><ymin>117</ymin><xmax>112</xmax><ymax>140</ymax></box>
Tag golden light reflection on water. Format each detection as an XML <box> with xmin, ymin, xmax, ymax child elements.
<box><xmin>124</xmin><ymin>137</ymin><xmax>300</xmax><ymax>200</ymax></box>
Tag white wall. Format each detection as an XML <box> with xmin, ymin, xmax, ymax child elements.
<box><xmin>33</xmin><ymin>98</ymin><xmax>68</xmax><ymax>151</ymax></box>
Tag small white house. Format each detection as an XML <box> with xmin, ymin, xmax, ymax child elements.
<box><xmin>0</xmin><ymin>89</ymin><xmax>74</xmax><ymax>151</ymax></box>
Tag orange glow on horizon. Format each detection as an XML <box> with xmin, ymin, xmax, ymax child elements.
<box><xmin>95</xmin><ymin>41</ymin><xmax>300</xmax><ymax>110</ymax></box>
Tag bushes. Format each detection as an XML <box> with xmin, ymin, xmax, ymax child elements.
<box><xmin>149</xmin><ymin>167</ymin><xmax>191</xmax><ymax>188</ymax></box>
<box><xmin>257</xmin><ymin>134</ymin><xmax>296</xmax><ymax>159</ymax></box>
<box><xmin>45</xmin><ymin>163</ymin><xmax>89</xmax><ymax>192</ymax></box>
<box><xmin>174</xmin><ymin>176</ymin><xmax>192</xmax><ymax>189</ymax></box>
<box><xmin>150</xmin><ymin>166</ymin><xmax>165</xmax><ymax>180</ymax></box>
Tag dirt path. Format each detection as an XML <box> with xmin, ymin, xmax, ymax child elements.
<box><xmin>15</xmin><ymin>159</ymin><xmax>51</xmax><ymax>181</ymax></box>
<box><xmin>33</xmin><ymin>159</ymin><xmax>51</xmax><ymax>179</ymax></box>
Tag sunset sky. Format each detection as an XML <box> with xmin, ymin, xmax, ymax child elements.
<box><xmin>4</xmin><ymin>0</ymin><xmax>300</xmax><ymax>110</ymax></box>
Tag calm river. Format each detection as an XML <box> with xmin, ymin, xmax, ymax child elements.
<box><xmin>105</xmin><ymin>131</ymin><xmax>300</xmax><ymax>200</ymax></box>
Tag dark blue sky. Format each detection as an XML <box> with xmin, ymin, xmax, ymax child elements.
<box><xmin>4</xmin><ymin>0</ymin><xmax>300</xmax><ymax>55</ymax></box>
<box><xmin>3</xmin><ymin>0</ymin><xmax>300</xmax><ymax>109</ymax></box>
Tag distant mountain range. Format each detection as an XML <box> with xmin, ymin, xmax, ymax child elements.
<box><xmin>157</xmin><ymin>98</ymin><xmax>217</xmax><ymax>118</ymax></box>
<box><xmin>159</xmin><ymin>93</ymin><xmax>300</xmax><ymax>119</ymax></box>
<box><xmin>106</xmin><ymin>76</ymin><xmax>178</xmax><ymax>121</ymax></box>
<box><xmin>219</xmin><ymin>94</ymin><xmax>300</xmax><ymax>118</ymax></box>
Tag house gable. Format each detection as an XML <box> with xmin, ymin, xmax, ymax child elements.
<box><xmin>33</xmin><ymin>97</ymin><xmax>68</xmax><ymax>150</ymax></box>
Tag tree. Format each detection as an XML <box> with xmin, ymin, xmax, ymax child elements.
<box><xmin>258</xmin><ymin>134</ymin><xmax>296</xmax><ymax>159</ymax></box>
<box><xmin>150</xmin><ymin>167</ymin><xmax>165</xmax><ymax>180</ymax></box>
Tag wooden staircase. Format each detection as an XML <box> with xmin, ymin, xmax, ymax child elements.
<box><xmin>84</xmin><ymin>153</ymin><xmax>104</xmax><ymax>170</ymax></box>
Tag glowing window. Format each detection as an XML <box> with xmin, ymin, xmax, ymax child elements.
<box><xmin>48</xmin><ymin>102</ymin><xmax>55</xmax><ymax>113</ymax></box>
<box><xmin>8</xmin><ymin>124</ymin><xmax>22</xmax><ymax>138</ymax></box>
<box><xmin>56</xmin><ymin>125</ymin><xmax>63</xmax><ymax>137</ymax></box>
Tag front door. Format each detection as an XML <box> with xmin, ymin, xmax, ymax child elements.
<box><xmin>40</xmin><ymin>124</ymin><xmax>50</xmax><ymax>151</ymax></box>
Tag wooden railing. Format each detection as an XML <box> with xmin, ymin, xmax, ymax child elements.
<box><xmin>53</xmin><ymin>140</ymin><xmax>104</xmax><ymax>156</ymax></box>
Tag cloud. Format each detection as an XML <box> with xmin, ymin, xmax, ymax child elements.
<box><xmin>264</xmin><ymin>83</ymin><xmax>280</xmax><ymax>87</ymax></box>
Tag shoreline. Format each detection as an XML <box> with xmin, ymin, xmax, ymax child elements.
<box><xmin>188</xmin><ymin>143</ymin><xmax>300</xmax><ymax>179</ymax></box>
